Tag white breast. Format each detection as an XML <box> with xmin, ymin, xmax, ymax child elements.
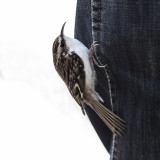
<box><xmin>64</xmin><ymin>35</ymin><xmax>94</xmax><ymax>90</ymax></box>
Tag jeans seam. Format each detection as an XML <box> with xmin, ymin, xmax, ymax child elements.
<box><xmin>111</xmin><ymin>135</ymin><xmax>120</xmax><ymax>160</ymax></box>
<box><xmin>91</xmin><ymin>0</ymin><xmax>120</xmax><ymax>160</ymax></box>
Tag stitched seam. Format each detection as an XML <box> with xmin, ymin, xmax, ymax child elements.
<box><xmin>91</xmin><ymin>0</ymin><xmax>117</xmax><ymax>114</ymax></box>
<box><xmin>112</xmin><ymin>135</ymin><xmax>120</xmax><ymax>160</ymax></box>
<box><xmin>91</xmin><ymin>1</ymin><xmax>120</xmax><ymax>160</ymax></box>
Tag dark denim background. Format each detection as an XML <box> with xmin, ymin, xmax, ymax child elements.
<box><xmin>75</xmin><ymin>0</ymin><xmax>160</xmax><ymax>160</ymax></box>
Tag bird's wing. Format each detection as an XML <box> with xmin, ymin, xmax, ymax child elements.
<box><xmin>66</xmin><ymin>52</ymin><xmax>86</xmax><ymax>114</ymax></box>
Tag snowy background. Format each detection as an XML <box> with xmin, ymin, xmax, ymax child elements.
<box><xmin>0</xmin><ymin>0</ymin><xmax>109</xmax><ymax>159</ymax></box>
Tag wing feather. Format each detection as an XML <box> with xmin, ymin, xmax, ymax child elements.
<box><xmin>66</xmin><ymin>52</ymin><xmax>86</xmax><ymax>114</ymax></box>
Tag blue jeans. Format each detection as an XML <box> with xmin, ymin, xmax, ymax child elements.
<box><xmin>75</xmin><ymin>0</ymin><xmax>160</xmax><ymax>160</ymax></box>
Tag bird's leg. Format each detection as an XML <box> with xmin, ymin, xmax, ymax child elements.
<box><xmin>89</xmin><ymin>43</ymin><xmax>107</xmax><ymax>68</ymax></box>
<box><xmin>89</xmin><ymin>43</ymin><xmax>98</xmax><ymax>68</ymax></box>
<box><xmin>89</xmin><ymin>43</ymin><xmax>94</xmax><ymax>67</ymax></box>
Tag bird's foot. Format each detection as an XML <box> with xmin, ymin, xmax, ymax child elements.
<box><xmin>89</xmin><ymin>42</ymin><xmax>107</xmax><ymax>68</ymax></box>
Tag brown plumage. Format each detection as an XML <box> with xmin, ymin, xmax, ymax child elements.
<box><xmin>52</xmin><ymin>23</ymin><xmax>125</xmax><ymax>136</ymax></box>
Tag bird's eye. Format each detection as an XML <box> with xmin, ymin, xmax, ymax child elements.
<box><xmin>60</xmin><ymin>40</ymin><xmax>65</xmax><ymax>48</ymax></box>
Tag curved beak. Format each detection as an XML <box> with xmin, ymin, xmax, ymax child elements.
<box><xmin>60</xmin><ymin>22</ymin><xmax>66</xmax><ymax>37</ymax></box>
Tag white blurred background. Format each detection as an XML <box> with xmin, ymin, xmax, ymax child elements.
<box><xmin>0</xmin><ymin>0</ymin><xmax>109</xmax><ymax>159</ymax></box>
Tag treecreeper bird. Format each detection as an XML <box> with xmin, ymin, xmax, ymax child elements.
<box><xmin>52</xmin><ymin>23</ymin><xmax>125</xmax><ymax>135</ymax></box>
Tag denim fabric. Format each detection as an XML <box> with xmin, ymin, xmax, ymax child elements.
<box><xmin>75</xmin><ymin>0</ymin><xmax>160</xmax><ymax>160</ymax></box>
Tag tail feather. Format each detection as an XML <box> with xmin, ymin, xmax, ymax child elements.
<box><xmin>97</xmin><ymin>107</ymin><xmax>124</xmax><ymax>136</ymax></box>
<box><xmin>88</xmin><ymin>98</ymin><xmax>125</xmax><ymax>136</ymax></box>
<box><xmin>99</xmin><ymin>103</ymin><xmax>125</xmax><ymax>128</ymax></box>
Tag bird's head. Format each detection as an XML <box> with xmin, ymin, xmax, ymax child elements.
<box><xmin>52</xmin><ymin>22</ymin><xmax>67</xmax><ymax>66</ymax></box>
